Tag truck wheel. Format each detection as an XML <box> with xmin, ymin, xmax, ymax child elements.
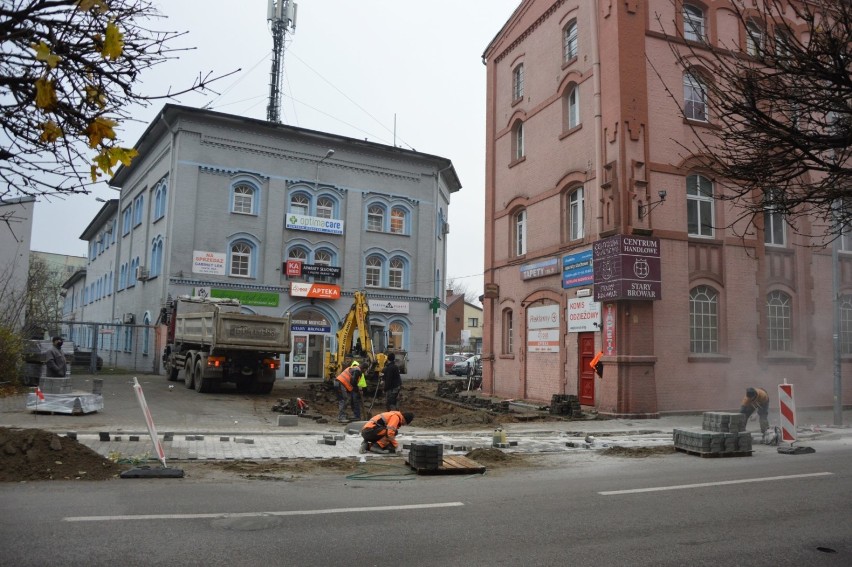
<box><xmin>184</xmin><ymin>359</ymin><xmax>195</xmax><ymax>389</ymax></box>
<box><xmin>166</xmin><ymin>360</ymin><xmax>179</xmax><ymax>382</ymax></box>
<box><xmin>194</xmin><ymin>360</ymin><xmax>209</xmax><ymax>393</ymax></box>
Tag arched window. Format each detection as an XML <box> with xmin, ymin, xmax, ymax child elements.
<box><xmin>390</xmin><ymin>207</ymin><xmax>407</xmax><ymax>234</ymax></box>
<box><xmin>568</xmin><ymin>187</ymin><xmax>584</xmax><ymax>240</ymax></box>
<box><xmin>366</xmin><ymin>256</ymin><xmax>382</xmax><ymax>287</ymax></box>
<box><xmin>746</xmin><ymin>20</ymin><xmax>764</xmax><ymax>56</ymax></box>
<box><xmin>150</xmin><ymin>236</ymin><xmax>163</xmax><ymax>277</ymax></box>
<box><xmin>232</xmin><ymin>184</ymin><xmax>255</xmax><ymax>214</ymax></box>
<box><xmin>514</xmin><ymin>209</ymin><xmax>527</xmax><ymax>256</ymax></box>
<box><xmin>512</xmin><ymin>63</ymin><xmax>524</xmax><ymax>101</ymax></box>
<box><xmin>142</xmin><ymin>313</ymin><xmax>151</xmax><ymax>356</ymax></box>
<box><xmin>687</xmin><ymin>174</ymin><xmax>714</xmax><ymax>237</ymax></box>
<box><xmin>288</xmin><ymin>247</ymin><xmax>308</xmax><ymax>262</ymax></box>
<box><xmin>388</xmin><ymin>321</ymin><xmax>406</xmax><ymax>350</ymax></box>
<box><xmin>314</xmin><ymin>249</ymin><xmax>334</xmax><ymax>282</ymax></box>
<box><xmin>563</xmin><ymin>20</ymin><xmax>578</xmax><ymax>61</ymax></box>
<box><xmin>683</xmin><ymin>4</ymin><xmax>705</xmax><ymax>42</ymax></box>
<box><xmin>766</xmin><ymin>290</ymin><xmax>792</xmax><ymax>352</ymax></box>
<box><xmin>567</xmin><ymin>86</ymin><xmax>580</xmax><ymax>129</ymax></box>
<box><xmin>290</xmin><ymin>193</ymin><xmax>310</xmax><ymax>215</ymax></box>
<box><xmin>230</xmin><ymin>241</ymin><xmax>253</xmax><ymax>277</ymax></box>
<box><xmin>764</xmin><ymin>190</ymin><xmax>786</xmax><ymax>246</ymax></box>
<box><xmin>118</xmin><ymin>264</ymin><xmax>126</xmax><ymax>290</ymax></box>
<box><xmin>690</xmin><ymin>285</ymin><xmax>718</xmax><ymax>353</ymax></box>
<box><xmin>128</xmin><ymin>257</ymin><xmax>138</xmax><ymax>287</ymax></box>
<box><xmin>389</xmin><ymin>257</ymin><xmax>405</xmax><ymax>289</ymax></box>
<box><xmin>684</xmin><ymin>72</ymin><xmax>707</xmax><ymax>121</ymax></box>
<box><xmin>502</xmin><ymin>309</ymin><xmax>514</xmax><ymax>354</ymax></box>
<box><xmin>153</xmin><ymin>180</ymin><xmax>168</xmax><ymax>220</ymax></box>
<box><xmin>316</xmin><ymin>196</ymin><xmax>334</xmax><ymax>219</ymax></box>
<box><xmin>513</xmin><ymin>121</ymin><xmax>524</xmax><ymax>161</ymax></box>
<box><xmin>367</xmin><ymin>205</ymin><xmax>385</xmax><ymax>232</ymax></box>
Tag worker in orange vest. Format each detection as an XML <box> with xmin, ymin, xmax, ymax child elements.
<box><xmin>589</xmin><ymin>351</ymin><xmax>604</xmax><ymax>378</ymax></box>
<box><xmin>359</xmin><ymin>410</ymin><xmax>414</xmax><ymax>454</ymax></box>
<box><xmin>740</xmin><ymin>387</ymin><xmax>770</xmax><ymax>434</ymax></box>
<box><xmin>336</xmin><ymin>361</ymin><xmax>364</xmax><ymax>423</ymax></box>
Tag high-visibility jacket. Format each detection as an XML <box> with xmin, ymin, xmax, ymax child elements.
<box><xmin>362</xmin><ymin>411</ymin><xmax>407</xmax><ymax>445</ymax></box>
<box><xmin>741</xmin><ymin>387</ymin><xmax>769</xmax><ymax>409</ymax></box>
<box><xmin>589</xmin><ymin>351</ymin><xmax>603</xmax><ymax>378</ymax></box>
<box><xmin>335</xmin><ymin>368</ymin><xmax>358</xmax><ymax>392</ymax></box>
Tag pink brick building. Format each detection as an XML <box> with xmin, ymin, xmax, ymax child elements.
<box><xmin>481</xmin><ymin>0</ymin><xmax>851</xmax><ymax>415</ymax></box>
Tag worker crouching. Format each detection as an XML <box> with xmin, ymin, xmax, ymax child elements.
<box><xmin>360</xmin><ymin>411</ymin><xmax>414</xmax><ymax>454</ymax></box>
<box><xmin>740</xmin><ymin>387</ymin><xmax>770</xmax><ymax>434</ymax></box>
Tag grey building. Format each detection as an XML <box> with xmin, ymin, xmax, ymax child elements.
<box><xmin>66</xmin><ymin>105</ymin><xmax>460</xmax><ymax>379</ymax></box>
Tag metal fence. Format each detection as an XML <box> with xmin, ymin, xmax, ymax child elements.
<box><xmin>60</xmin><ymin>321</ymin><xmax>161</xmax><ymax>374</ymax></box>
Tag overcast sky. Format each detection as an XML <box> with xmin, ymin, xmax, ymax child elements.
<box><xmin>29</xmin><ymin>0</ymin><xmax>521</xmax><ymax>298</ymax></box>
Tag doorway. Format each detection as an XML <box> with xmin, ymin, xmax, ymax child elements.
<box><xmin>578</xmin><ymin>332</ymin><xmax>596</xmax><ymax>406</ymax></box>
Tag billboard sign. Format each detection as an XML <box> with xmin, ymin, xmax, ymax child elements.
<box><xmin>562</xmin><ymin>250</ymin><xmax>594</xmax><ymax>288</ymax></box>
<box><xmin>567</xmin><ymin>297</ymin><xmax>601</xmax><ymax>333</ymax></box>
<box><xmin>289</xmin><ymin>282</ymin><xmax>341</xmax><ymax>300</ymax></box>
<box><xmin>593</xmin><ymin>235</ymin><xmax>661</xmax><ymax>301</ymax></box>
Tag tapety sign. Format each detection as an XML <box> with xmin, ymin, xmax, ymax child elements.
<box><xmin>520</xmin><ymin>257</ymin><xmax>559</xmax><ymax>280</ymax></box>
<box><xmin>593</xmin><ymin>235</ymin><xmax>662</xmax><ymax>301</ymax></box>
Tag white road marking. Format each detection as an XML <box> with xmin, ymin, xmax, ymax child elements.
<box><xmin>64</xmin><ymin>501</ymin><xmax>465</xmax><ymax>522</ymax></box>
<box><xmin>599</xmin><ymin>472</ymin><xmax>833</xmax><ymax>496</ymax></box>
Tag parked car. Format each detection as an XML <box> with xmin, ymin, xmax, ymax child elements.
<box><xmin>451</xmin><ymin>355</ymin><xmax>480</xmax><ymax>376</ymax></box>
<box><xmin>444</xmin><ymin>354</ymin><xmax>467</xmax><ymax>374</ymax></box>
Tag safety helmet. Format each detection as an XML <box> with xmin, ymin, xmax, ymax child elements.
<box><xmin>350</xmin><ymin>361</ymin><xmax>360</xmax><ymax>367</ymax></box>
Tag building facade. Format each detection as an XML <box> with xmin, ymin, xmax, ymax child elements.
<box><xmin>445</xmin><ymin>289</ymin><xmax>484</xmax><ymax>354</ymax></box>
<box><xmin>481</xmin><ymin>0</ymin><xmax>850</xmax><ymax>414</ymax></box>
<box><xmin>66</xmin><ymin>104</ymin><xmax>460</xmax><ymax>379</ymax></box>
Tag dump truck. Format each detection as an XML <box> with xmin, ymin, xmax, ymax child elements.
<box><xmin>161</xmin><ymin>296</ymin><xmax>291</xmax><ymax>394</ymax></box>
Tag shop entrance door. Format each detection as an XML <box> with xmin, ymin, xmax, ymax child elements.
<box><xmin>578</xmin><ymin>332</ymin><xmax>596</xmax><ymax>406</ymax></box>
<box><xmin>290</xmin><ymin>333</ymin><xmax>309</xmax><ymax>379</ymax></box>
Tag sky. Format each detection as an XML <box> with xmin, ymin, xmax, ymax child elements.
<box><xmin>29</xmin><ymin>0</ymin><xmax>522</xmax><ymax>300</ymax></box>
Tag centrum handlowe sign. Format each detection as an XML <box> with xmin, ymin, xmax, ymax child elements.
<box><xmin>593</xmin><ymin>234</ymin><xmax>661</xmax><ymax>301</ymax></box>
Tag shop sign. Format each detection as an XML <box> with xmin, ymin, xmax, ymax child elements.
<box><xmin>291</xmin><ymin>324</ymin><xmax>332</xmax><ymax>333</ymax></box>
<box><xmin>567</xmin><ymin>297</ymin><xmax>600</xmax><ymax>333</ymax></box>
<box><xmin>593</xmin><ymin>235</ymin><xmax>662</xmax><ymax>301</ymax></box>
<box><xmin>603</xmin><ymin>303</ymin><xmax>617</xmax><ymax>355</ymax></box>
<box><xmin>483</xmin><ymin>283</ymin><xmax>499</xmax><ymax>299</ymax></box>
<box><xmin>284</xmin><ymin>261</ymin><xmax>341</xmax><ymax>279</ymax></box>
<box><xmin>527</xmin><ymin>304</ymin><xmax>560</xmax><ymax>330</ymax></box>
<box><xmin>210</xmin><ymin>288</ymin><xmax>280</xmax><ymax>307</ymax></box>
<box><xmin>289</xmin><ymin>282</ymin><xmax>341</xmax><ymax>299</ymax></box>
<box><xmin>286</xmin><ymin>213</ymin><xmax>344</xmax><ymax>235</ymax></box>
<box><xmin>562</xmin><ymin>250</ymin><xmax>594</xmax><ymax>288</ymax></box>
<box><xmin>368</xmin><ymin>299</ymin><xmax>410</xmax><ymax>314</ymax></box>
<box><xmin>192</xmin><ymin>250</ymin><xmax>226</xmax><ymax>275</ymax></box>
<box><xmin>520</xmin><ymin>257</ymin><xmax>559</xmax><ymax>280</ymax></box>
<box><xmin>527</xmin><ymin>329</ymin><xmax>560</xmax><ymax>353</ymax></box>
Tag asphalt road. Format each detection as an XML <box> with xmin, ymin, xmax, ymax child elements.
<box><xmin>1</xmin><ymin>438</ymin><xmax>850</xmax><ymax>566</ymax></box>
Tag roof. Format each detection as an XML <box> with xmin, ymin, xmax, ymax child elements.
<box><xmin>79</xmin><ymin>199</ymin><xmax>118</xmax><ymax>240</ymax></box>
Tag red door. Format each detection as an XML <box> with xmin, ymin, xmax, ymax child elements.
<box><xmin>578</xmin><ymin>332</ymin><xmax>595</xmax><ymax>406</ymax></box>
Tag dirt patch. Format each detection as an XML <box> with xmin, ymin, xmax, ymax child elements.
<box><xmin>599</xmin><ymin>445</ymin><xmax>676</xmax><ymax>458</ymax></box>
<box><xmin>0</xmin><ymin>427</ymin><xmax>126</xmax><ymax>482</ymax></box>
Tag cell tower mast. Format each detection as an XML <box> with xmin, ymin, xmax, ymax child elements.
<box><xmin>267</xmin><ymin>0</ymin><xmax>297</xmax><ymax>123</ymax></box>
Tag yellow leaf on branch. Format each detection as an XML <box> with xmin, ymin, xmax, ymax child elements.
<box><xmin>31</xmin><ymin>41</ymin><xmax>61</xmax><ymax>69</ymax></box>
<box><xmin>91</xmin><ymin>146</ymin><xmax>138</xmax><ymax>180</ymax></box>
<box><xmin>34</xmin><ymin>77</ymin><xmax>57</xmax><ymax>110</ymax></box>
<box><xmin>109</xmin><ymin>146</ymin><xmax>138</xmax><ymax>167</ymax></box>
<box><xmin>85</xmin><ymin>117</ymin><xmax>117</xmax><ymax>148</ymax></box>
<box><xmin>76</xmin><ymin>0</ymin><xmax>109</xmax><ymax>13</ymax></box>
<box><xmin>39</xmin><ymin>121</ymin><xmax>63</xmax><ymax>143</ymax></box>
<box><xmin>102</xmin><ymin>21</ymin><xmax>124</xmax><ymax>60</ymax></box>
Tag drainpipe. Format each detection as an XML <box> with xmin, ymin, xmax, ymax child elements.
<box><xmin>591</xmin><ymin>0</ymin><xmax>604</xmax><ymax>235</ymax></box>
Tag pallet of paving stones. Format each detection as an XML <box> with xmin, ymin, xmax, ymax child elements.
<box><xmin>406</xmin><ymin>455</ymin><xmax>486</xmax><ymax>475</ymax></box>
<box><xmin>673</xmin><ymin>426</ymin><xmax>753</xmax><ymax>457</ymax></box>
<box><xmin>674</xmin><ymin>447</ymin><xmax>753</xmax><ymax>458</ymax></box>
<box><xmin>549</xmin><ymin>394</ymin><xmax>583</xmax><ymax>417</ymax></box>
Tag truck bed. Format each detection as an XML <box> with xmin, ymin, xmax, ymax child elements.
<box><xmin>175</xmin><ymin>311</ymin><xmax>290</xmax><ymax>352</ymax></box>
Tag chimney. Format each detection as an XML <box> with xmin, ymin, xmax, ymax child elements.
<box><xmin>446</xmin><ymin>289</ymin><xmax>454</xmax><ymax>297</ymax></box>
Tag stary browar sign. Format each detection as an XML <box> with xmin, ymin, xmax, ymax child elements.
<box><xmin>592</xmin><ymin>234</ymin><xmax>661</xmax><ymax>301</ymax></box>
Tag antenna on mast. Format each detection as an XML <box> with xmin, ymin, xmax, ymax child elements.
<box><xmin>267</xmin><ymin>0</ymin><xmax>297</xmax><ymax>124</ymax></box>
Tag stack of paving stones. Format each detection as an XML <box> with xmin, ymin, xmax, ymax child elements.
<box><xmin>673</xmin><ymin>412</ymin><xmax>752</xmax><ymax>455</ymax></box>
<box><xmin>40</xmin><ymin>377</ymin><xmax>72</xmax><ymax>394</ymax></box>
<box><xmin>407</xmin><ymin>442</ymin><xmax>443</xmax><ymax>470</ymax></box>
<box><xmin>549</xmin><ymin>394</ymin><xmax>583</xmax><ymax>418</ymax></box>
<box><xmin>491</xmin><ymin>400</ymin><xmax>511</xmax><ymax>413</ymax></box>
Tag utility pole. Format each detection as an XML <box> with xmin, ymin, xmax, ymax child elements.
<box><xmin>833</xmin><ymin>201</ymin><xmax>842</xmax><ymax>426</ymax></box>
<box><xmin>267</xmin><ymin>0</ymin><xmax>297</xmax><ymax>124</ymax></box>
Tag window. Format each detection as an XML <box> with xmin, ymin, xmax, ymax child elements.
<box><xmin>563</xmin><ymin>21</ymin><xmax>578</xmax><ymax>61</ymax></box>
<box><xmin>150</xmin><ymin>236</ymin><xmax>163</xmax><ymax>278</ymax></box>
<box><xmin>766</xmin><ymin>290</ymin><xmax>792</xmax><ymax>351</ymax></box>
<box><xmin>316</xmin><ymin>196</ymin><xmax>334</xmax><ymax>219</ymax></box>
<box><xmin>388</xmin><ymin>321</ymin><xmax>406</xmax><ymax>351</ymax></box>
<box><xmin>514</xmin><ymin>209</ymin><xmax>527</xmax><ymax>256</ymax></box>
<box><xmin>230</xmin><ymin>241</ymin><xmax>253</xmax><ymax>277</ymax></box>
<box><xmin>389</xmin><ymin>257</ymin><xmax>404</xmax><ymax>289</ymax></box>
<box><xmin>288</xmin><ymin>247</ymin><xmax>308</xmax><ymax>262</ymax></box>
<box><xmin>841</xmin><ymin>295</ymin><xmax>852</xmax><ymax>354</ymax></box>
<box><xmin>122</xmin><ymin>207</ymin><xmax>132</xmax><ymax>235</ymax></box>
<box><xmin>367</xmin><ymin>205</ymin><xmax>385</xmax><ymax>231</ymax></box>
<box><xmin>366</xmin><ymin>256</ymin><xmax>382</xmax><ymax>287</ymax></box>
<box><xmin>690</xmin><ymin>285</ymin><xmax>718</xmax><ymax>353</ymax></box>
<box><xmin>390</xmin><ymin>207</ymin><xmax>407</xmax><ymax>234</ymax></box>
<box><xmin>502</xmin><ymin>309</ymin><xmax>514</xmax><ymax>354</ymax></box>
<box><xmin>314</xmin><ymin>249</ymin><xmax>334</xmax><ymax>282</ymax></box>
<box><xmin>746</xmin><ymin>21</ymin><xmax>764</xmax><ymax>56</ymax></box>
<box><xmin>513</xmin><ymin>121</ymin><xmax>524</xmax><ymax>161</ymax></box>
<box><xmin>133</xmin><ymin>195</ymin><xmax>144</xmax><ymax>226</ymax></box>
<box><xmin>142</xmin><ymin>313</ymin><xmax>151</xmax><ymax>356</ymax></box>
<box><xmin>569</xmin><ymin>187</ymin><xmax>584</xmax><ymax>240</ymax></box>
<box><xmin>124</xmin><ymin>325</ymin><xmax>133</xmax><ymax>353</ymax></box>
<box><xmin>128</xmin><ymin>257</ymin><xmax>138</xmax><ymax>287</ymax></box>
<box><xmin>764</xmin><ymin>190</ymin><xmax>786</xmax><ymax>246</ymax></box>
<box><xmin>153</xmin><ymin>180</ymin><xmax>167</xmax><ymax>221</ymax></box>
<box><xmin>687</xmin><ymin>174</ymin><xmax>714</xmax><ymax>237</ymax></box>
<box><xmin>290</xmin><ymin>193</ymin><xmax>310</xmax><ymax>215</ymax></box>
<box><xmin>118</xmin><ymin>264</ymin><xmax>126</xmax><ymax>290</ymax></box>
<box><xmin>233</xmin><ymin>184</ymin><xmax>255</xmax><ymax>214</ymax></box>
<box><xmin>512</xmin><ymin>63</ymin><xmax>524</xmax><ymax>101</ymax></box>
<box><xmin>468</xmin><ymin>318</ymin><xmax>479</xmax><ymax>328</ymax></box>
<box><xmin>683</xmin><ymin>4</ymin><xmax>705</xmax><ymax>42</ymax></box>
<box><xmin>841</xmin><ymin>223</ymin><xmax>852</xmax><ymax>252</ymax></box>
<box><xmin>567</xmin><ymin>86</ymin><xmax>580</xmax><ymax>129</ymax></box>
<box><xmin>684</xmin><ymin>72</ymin><xmax>707</xmax><ymax>121</ymax></box>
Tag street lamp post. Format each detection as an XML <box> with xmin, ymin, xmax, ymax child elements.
<box><xmin>315</xmin><ymin>149</ymin><xmax>334</xmax><ymax>191</ymax></box>
<box><xmin>833</xmin><ymin>204</ymin><xmax>842</xmax><ymax>427</ymax></box>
